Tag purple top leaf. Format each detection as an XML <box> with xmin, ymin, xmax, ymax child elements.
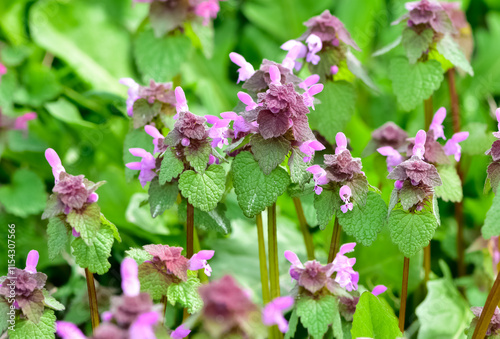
<box><xmin>304</xmin><ymin>10</ymin><xmax>360</xmax><ymax>51</ymax></box>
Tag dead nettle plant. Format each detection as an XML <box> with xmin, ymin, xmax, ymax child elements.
<box><xmin>42</xmin><ymin>148</ymin><xmax>121</xmax><ymax>332</ymax></box>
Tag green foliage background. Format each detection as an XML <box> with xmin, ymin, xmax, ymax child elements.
<box><xmin>1</xmin><ymin>0</ymin><xmax>500</xmax><ymax>336</ymax></box>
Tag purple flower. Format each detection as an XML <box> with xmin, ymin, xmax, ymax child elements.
<box><xmin>129</xmin><ymin>311</ymin><xmax>159</xmax><ymax>339</ymax></box>
<box><xmin>323</xmin><ymin>151</ymin><xmax>363</xmax><ymax>182</ymax></box>
<box><xmin>339</xmin><ymin>185</ymin><xmax>353</xmax><ymax>213</ymax></box>
<box><xmin>304</xmin><ymin>10</ymin><xmax>360</xmax><ymax>51</ymax></box>
<box><xmin>299</xmin><ymin>74</ymin><xmax>320</xmax><ymax>91</ymax></box>
<box><xmin>229</xmin><ymin>52</ymin><xmax>255</xmax><ymax>83</ymax></box>
<box><xmin>394</xmin><ymin>0</ymin><xmax>453</xmax><ymax>34</ymax></box>
<box><xmin>429</xmin><ymin>107</ymin><xmax>446</xmax><ymax>140</ymax></box>
<box><xmin>188</xmin><ymin>250</ymin><xmax>215</xmax><ymax>276</ymax></box>
<box><xmin>332</xmin><ymin>243</ymin><xmax>359</xmax><ymax>291</ymax></box>
<box><xmin>372</xmin><ymin>285</ymin><xmax>387</xmax><ymax>296</ymax></box>
<box><xmin>471</xmin><ymin>306</ymin><xmax>500</xmax><ymax>336</ymax></box>
<box><xmin>171</xmin><ymin>324</ymin><xmax>191</xmax><ymax>339</ymax></box>
<box><xmin>372</xmin><ymin>122</ymin><xmax>409</xmax><ymax>149</ymax></box>
<box><xmin>268</xmin><ymin>65</ymin><xmax>282</xmax><ymax>86</ymax></box>
<box><xmin>206</xmin><ymin>114</ymin><xmax>231</xmax><ymax>148</ymax></box>
<box><xmin>56</xmin><ymin>321</ymin><xmax>87</xmax><ymax>339</ymax></box>
<box><xmin>306</xmin><ymin>34</ymin><xmax>322</xmax><ymax>65</ymax></box>
<box><xmin>220</xmin><ymin>111</ymin><xmax>258</xmax><ymax>138</ymax></box>
<box><xmin>443</xmin><ymin>131</ymin><xmax>469</xmax><ymax>161</ymax></box>
<box><xmin>144</xmin><ymin>124</ymin><xmax>166</xmax><ymax>154</ymax></box>
<box><xmin>302</xmin><ymin>83</ymin><xmax>323</xmax><ymax>110</ymax></box>
<box><xmin>53</xmin><ymin>173</ymin><xmax>97</xmax><ymax>211</ymax></box>
<box><xmin>174</xmin><ymin>86</ymin><xmax>189</xmax><ymax>119</ymax></box>
<box><xmin>377</xmin><ymin>146</ymin><xmax>404</xmax><ymax>172</ymax></box>
<box><xmin>493</xmin><ymin>108</ymin><xmax>500</xmax><ymax>138</ymax></box>
<box><xmin>121</xmin><ymin>258</ymin><xmax>140</xmax><ymax>297</ymax></box>
<box><xmin>412</xmin><ymin>130</ymin><xmax>427</xmax><ymax>159</ymax></box>
<box><xmin>335</xmin><ymin>132</ymin><xmax>348</xmax><ymax>154</ymax></box>
<box><xmin>331</xmin><ymin>65</ymin><xmax>339</xmax><ymax>75</ymax></box>
<box><xmin>238</xmin><ymin>91</ymin><xmax>261</xmax><ymax>111</ymax></box>
<box><xmin>299</xmin><ymin>140</ymin><xmax>325</xmax><ymax>162</ymax></box>
<box><xmin>13</xmin><ymin>112</ymin><xmax>37</xmax><ymax>130</ymax></box>
<box><xmin>0</xmin><ymin>62</ymin><xmax>6</xmax><ymax>79</ymax></box>
<box><xmin>281</xmin><ymin>40</ymin><xmax>307</xmax><ymax>71</ymax></box>
<box><xmin>193</xmin><ymin>0</ymin><xmax>221</xmax><ymax>26</ymax></box>
<box><xmin>388</xmin><ymin>156</ymin><xmax>442</xmax><ymax>188</ymax></box>
<box><xmin>262</xmin><ymin>296</ymin><xmax>294</xmax><ymax>333</ymax></box>
<box><xmin>307</xmin><ymin>164</ymin><xmax>329</xmax><ymax>194</ymax></box>
<box><xmin>126</xmin><ymin>148</ymin><xmax>157</xmax><ymax>188</ymax></box>
<box><xmin>45</xmin><ymin>148</ymin><xmax>66</xmax><ymax>183</ymax></box>
<box><xmin>120</xmin><ymin>78</ymin><xmax>140</xmax><ymax>117</ymax></box>
<box><xmin>25</xmin><ymin>250</ymin><xmax>39</xmax><ymax>274</ymax></box>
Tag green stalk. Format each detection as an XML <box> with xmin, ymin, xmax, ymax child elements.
<box><xmin>256</xmin><ymin>213</ymin><xmax>271</xmax><ymax>305</ymax></box>
<box><xmin>186</xmin><ymin>201</ymin><xmax>194</xmax><ymax>259</ymax></box>
<box><xmin>292</xmin><ymin>197</ymin><xmax>315</xmax><ymax>260</ymax></box>
<box><xmin>472</xmin><ymin>272</ymin><xmax>500</xmax><ymax>338</ymax></box>
<box><xmin>328</xmin><ymin>218</ymin><xmax>342</xmax><ymax>263</ymax></box>
<box><xmin>399</xmin><ymin>257</ymin><xmax>410</xmax><ymax>333</ymax></box>
<box><xmin>85</xmin><ymin>268</ymin><xmax>100</xmax><ymax>332</ymax></box>
<box><xmin>267</xmin><ymin>203</ymin><xmax>282</xmax><ymax>338</ymax></box>
<box><xmin>161</xmin><ymin>295</ymin><xmax>168</xmax><ymax>324</ymax></box>
<box><xmin>423</xmin><ymin>96</ymin><xmax>433</xmax><ymax>283</ymax></box>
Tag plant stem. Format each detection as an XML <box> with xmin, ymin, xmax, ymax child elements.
<box><xmin>193</xmin><ymin>227</ymin><xmax>208</xmax><ymax>283</ymax></box>
<box><xmin>472</xmin><ymin>272</ymin><xmax>500</xmax><ymax>339</ymax></box>
<box><xmin>399</xmin><ymin>257</ymin><xmax>410</xmax><ymax>333</ymax></box>
<box><xmin>161</xmin><ymin>295</ymin><xmax>168</xmax><ymax>324</ymax></box>
<box><xmin>423</xmin><ymin>97</ymin><xmax>433</xmax><ymax>283</ymax></box>
<box><xmin>268</xmin><ymin>203</ymin><xmax>280</xmax><ymax>299</ymax></box>
<box><xmin>85</xmin><ymin>268</ymin><xmax>100</xmax><ymax>332</ymax></box>
<box><xmin>447</xmin><ymin>68</ymin><xmax>461</xmax><ymax>133</ymax></box>
<box><xmin>424</xmin><ymin>245</ymin><xmax>431</xmax><ymax>283</ymax></box>
<box><xmin>186</xmin><ymin>201</ymin><xmax>194</xmax><ymax>259</ymax></box>
<box><xmin>424</xmin><ymin>96</ymin><xmax>433</xmax><ymax>130</ymax></box>
<box><xmin>328</xmin><ymin>218</ymin><xmax>342</xmax><ymax>263</ymax></box>
<box><xmin>292</xmin><ymin>197</ymin><xmax>315</xmax><ymax>260</ymax></box>
<box><xmin>256</xmin><ymin>213</ymin><xmax>271</xmax><ymax>305</ymax></box>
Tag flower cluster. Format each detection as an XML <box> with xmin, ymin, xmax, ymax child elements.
<box><xmin>393</xmin><ymin>0</ymin><xmax>453</xmax><ymax>35</ymax></box>
<box><xmin>470</xmin><ymin>306</ymin><xmax>500</xmax><ymax>336</ymax></box>
<box><xmin>486</xmin><ymin>109</ymin><xmax>500</xmax><ymax>193</ymax></box>
<box><xmin>56</xmin><ymin>258</ymin><xmax>190</xmax><ymax>339</ymax></box>
<box><xmin>120</xmin><ymin>79</ymin><xmax>176</xmax><ymax>118</ymax></box>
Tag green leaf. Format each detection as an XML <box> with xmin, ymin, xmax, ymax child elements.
<box><xmin>29</xmin><ymin>0</ymin><xmax>132</xmax><ymax>95</ymax></box>
<box><xmin>47</xmin><ymin>216</ymin><xmax>70</xmax><ymax>261</ymax></box>
<box><xmin>138</xmin><ymin>262</ymin><xmax>172</xmax><ymax>300</ymax></box>
<box><xmin>416</xmin><ymin>278</ymin><xmax>473</xmax><ymax>339</ymax></box>
<box><xmin>149</xmin><ymin>1</ymin><xmax>186</xmax><ymax>38</ymax></box>
<box><xmin>132</xmin><ymin>99</ymin><xmax>163</xmax><ymax>129</ymax></box>
<box><xmin>185</xmin><ymin>19</ymin><xmax>215</xmax><ymax>58</ymax></box>
<box><xmin>402</xmin><ymin>28</ymin><xmax>434</xmax><ymax>64</ymax></box>
<box><xmin>314</xmin><ymin>189</ymin><xmax>338</xmax><ymax>229</ymax></box>
<box><xmin>289</xmin><ymin>148</ymin><xmax>312</xmax><ymax>186</ymax></box>
<box><xmin>178</xmin><ymin>200</ymin><xmax>231</xmax><ymax>234</ymax></box>
<box><xmin>42</xmin><ymin>194</ymin><xmax>64</xmax><ymax>220</ymax></box>
<box><xmin>488</xmin><ymin>162</ymin><xmax>500</xmax><ymax>194</ymax></box>
<box><xmin>0</xmin><ymin>169</ymin><xmax>47</xmax><ymax>217</ymax></box>
<box><xmin>461</xmin><ymin>123</ymin><xmax>496</xmax><ymax>156</ymax></box>
<box><xmin>134</xmin><ymin>29</ymin><xmax>192</xmax><ymax>83</ymax></box>
<box><xmin>308</xmin><ymin>81</ymin><xmax>356</xmax><ymax>144</ymax></box>
<box><xmin>125</xmin><ymin>248</ymin><xmax>153</xmax><ymax>265</ymax></box>
<box><xmin>42</xmin><ymin>290</ymin><xmax>65</xmax><ymax>311</ymax></box>
<box><xmin>66</xmin><ymin>203</ymin><xmax>101</xmax><ymax>246</ymax></box>
<box><xmin>178</xmin><ymin>165</ymin><xmax>226</xmax><ymax>212</ymax></box>
<box><xmin>251</xmin><ymin>134</ymin><xmax>291</xmax><ymax>175</ymax></box>
<box><xmin>351</xmin><ymin>292</ymin><xmax>402</xmax><ymax>339</ymax></box>
<box><xmin>15</xmin><ymin>64</ymin><xmax>61</xmax><ymax>107</ymax></box>
<box><xmin>434</xmin><ymin>165</ymin><xmax>463</xmax><ymax>203</ymax></box>
<box><xmin>482</xmin><ymin>193</ymin><xmax>500</xmax><ymax>239</ymax></box>
<box><xmin>185</xmin><ymin>142</ymin><xmax>212</xmax><ymax>174</ymax></box>
<box><xmin>399</xmin><ymin>180</ymin><xmax>428</xmax><ymax>210</ymax></box>
<box><xmin>0</xmin><ymin>300</ymin><xmax>9</xmax><ymax>333</ymax></box>
<box><xmin>232</xmin><ymin>151</ymin><xmax>290</xmax><ymax>218</ymax></box>
<box><xmin>284</xmin><ymin>308</ymin><xmax>299</xmax><ymax>339</ymax></box>
<box><xmin>8</xmin><ymin>309</ymin><xmax>56</xmax><ymax>339</ymax></box>
<box><xmin>337</xmin><ymin>191</ymin><xmax>387</xmax><ymax>246</ymax></box>
<box><xmin>71</xmin><ymin>224</ymin><xmax>114</xmax><ymax>274</ymax></box>
<box><xmin>388</xmin><ymin>210</ymin><xmax>438</xmax><ymax>257</ymax></box>
<box><xmin>159</xmin><ymin>148</ymin><xmax>185</xmax><ymax>184</ymax></box>
<box><xmin>148</xmin><ymin>177</ymin><xmax>178</xmax><ymax>218</ymax></box>
<box><xmin>167</xmin><ymin>275</ymin><xmax>203</xmax><ymax>314</ymax></box>
<box><xmin>296</xmin><ymin>294</ymin><xmax>337</xmax><ymax>339</ymax></box>
<box><xmin>389</xmin><ymin>58</ymin><xmax>444</xmax><ymax>111</ymax></box>
<box><xmin>436</xmin><ymin>35</ymin><xmax>474</xmax><ymax>76</ymax></box>
<box><xmin>100</xmin><ymin>213</ymin><xmax>121</xmax><ymax>243</ymax></box>
<box><xmin>123</xmin><ymin>128</ymin><xmax>155</xmax><ymax>181</ymax></box>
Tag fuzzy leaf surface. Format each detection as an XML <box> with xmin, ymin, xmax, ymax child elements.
<box><xmin>148</xmin><ymin>177</ymin><xmax>178</xmax><ymax>218</ymax></box>
<box><xmin>178</xmin><ymin>165</ymin><xmax>225</xmax><ymax>212</ymax></box>
<box><xmin>251</xmin><ymin>134</ymin><xmax>291</xmax><ymax>175</ymax></box>
<box><xmin>434</xmin><ymin>165</ymin><xmax>463</xmax><ymax>203</ymax></box>
<box><xmin>167</xmin><ymin>275</ymin><xmax>203</xmax><ymax>314</ymax></box>
<box><xmin>71</xmin><ymin>224</ymin><xmax>114</xmax><ymax>274</ymax></box>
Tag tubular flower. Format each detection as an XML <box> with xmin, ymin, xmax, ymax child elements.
<box><xmin>307</xmin><ymin>164</ymin><xmax>329</xmax><ymax>195</ymax></box>
<box><xmin>305</xmin><ymin>34</ymin><xmax>322</xmax><ymax>65</ymax></box>
<box><xmin>412</xmin><ymin>130</ymin><xmax>427</xmax><ymax>159</ymax></box>
<box><xmin>126</xmin><ymin>148</ymin><xmax>157</xmax><ymax>187</ymax></box>
<box><xmin>262</xmin><ymin>296</ymin><xmax>294</xmax><ymax>333</ymax></box>
<box><xmin>339</xmin><ymin>185</ymin><xmax>353</xmax><ymax>213</ymax></box>
<box><xmin>332</xmin><ymin>243</ymin><xmax>359</xmax><ymax>291</ymax></box>
<box><xmin>188</xmin><ymin>250</ymin><xmax>215</xmax><ymax>276</ymax></box>
<box><xmin>377</xmin><ymin>146</ymin><xmax>404</xmax><ymax>172</ymax></box>
<box><xmin>144</xmin><ymin>124</ymin><xmax>166</xmax><ymax>154</ymax></box>
<box><xmin>429</xmin><ymin>107</ymin><xmax>447</xmax><ymax>140</ymax></box>
<box><xmin>205</xmin><ymin>114</ymin><xmax>231</xmax><ymax>149</ymax></box>
<box><xmin>443</xmin><ymin>131</ymin><xmax>469</xmax><ymax>161</ymax></box>
<box><xmin>335</xmin><ymin>132</ymin><xmax>348</xmax><ymax>154</ymax></box>
<box><xmin>299</xmin><ymin>140</ymin><xmax>325</xmax><ymax>162</ymax></box>
<box><xmin>229</xmin><ymin>52</ymin><xmax>255</xmax><ymax>83</ymax></box>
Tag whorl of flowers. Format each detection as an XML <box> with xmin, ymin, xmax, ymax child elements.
<box><xmin>393</xmin><ymin>0</ymin><xmax>454</xmax><ymax>35</ymax></box>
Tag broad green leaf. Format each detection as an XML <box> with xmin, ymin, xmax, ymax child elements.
<box><xmin>0</xmin><ymin>169</ymin><xmax>47</xmax><ymax>217</ymax></box>
<box><xmin>178</xmin><ymin>165</ymin><xmax>226</xmax><ymax>212</ymax></box>
<box><xmin>126</xmin><ymin>248</ymin><xmax>153</xmax><ymax>265</ymax></box>
<box><xmin>167</xmin><ymin>275</ymin><xmax>203</xmax><ymax>314</ymax></box>
<box><xmin>149</xmin><ymin>1</ymin><xmax>186</xmax><ymax>38</ymax></box>
<box><xmin>20</xmin><ymin>290</ymin><xmax>44</xmax><ymax>323</ymax></box>
<box><xmin>134</xmin><ymin>29</ymin><xmax>192</xmax><ymax>83</ymax></box>
<box><xmin>434</xmin><ymin>165</ymin><xmax>463</xmax><ymax>203</ymax></box>
<box><xmin>138</xmin><ymin>262</ymin><xmax>172</xmax><ymax>300</ymax></box>
<box><xmin>123</xmin><ymin>128</ymin><xmax>155</xmax><ymax>181</ymax></box>
<box><xmin>402</xmin><ymin>28</ymin><xmax>434</xmax><ymax>64</ymax></box>
<box><xmin>436</xmin><ymin>35</ymin><xmax>474</xmax><ymax>76</ymax></box>
<box><xmin>15</xmin><ymin>64</ymin><xmax>61</xmax><ymax>107</ymax></box>
<box><xmin>42</xmin><ymin>290</ymin><xmax>65</xmax><ymax>311</ymax></box>
<box><xmin>232</xmin><ymin>151</ymin><xmax>290</xmax><ymax>218</ymax></box>
<box><xmin>389</xmin><ymin>58</ymin><xmax>444</xmax><ymax>111</ymax></box>
<box><xmin>309</xmin><ymin>81</ymin><xmax>356</xmax><ymax>144</ymax></box>
<box><xmin>284</xmin><ymin>308</ymin><xmax>299</xmax><ymax>339</ymax></box>
<box><xmin>0</xmin><ymin>300</ymin><xmax>9</xmax><ymax>332</ymax></box>
<box><xmin>314</xmin><ymin>189</ymin><xmax>338</xmax><ymax>229</ymax></box>
<box><xmin>148</xmin><ymin>177</ymin><xmax>178</xmax><ymax>218</ymax></box>
<box><xmin>67</xmin><ymin>203</ymin><xmax>101</xmax><ymax>246</ymax></box>
<box><xmin>400</xmin><ymin>181</ymin><xmax>427</xmax><ymax>210</ymax></box>
<box><xmin>42</xmin><ymin>194</ymin><xmax>64</xmax><ymax>220</ymax></box>
<box><xmin>288</xmin><ymin>148</ymin><xmax>311</xmax><ymax>186</ymax></box>
<box><xmin>29</xmin><ymin>0</ymin><xmax>131</xmax><ymax>95</ymax></box>
<box><xmin>132</xmin><ymin>99</ymin><xmax>162</xmax><ymax>129</ymax></box>
<box><xmin>178</xmin><ymin>201</ymin><xmax>231</xmax><ymax>234</ymax></box>
<box><xmin>488</xmin><ymin>162</ymin><xmax>500</xmax><ymax>194</ymax></box>
<box><xmin>100</xmin><ymin>213</ymin><xmax>121</xmax><ymax>243</ymax></box>
<box><xmin>460</xmin><ymin>123</ymin><xmax>495</xmax><ymax>156</ymax></box>
<box><xmin>482</xmin><ymin>193</ymin><xmax>500</xmax><ymax>239</ymax></box>
<box><xmin>71</xmin><ymin>225</ymin><xmax>114</xmax><ymax>275</ymax></box>
<box><xmin>351</xmin><ymin>292</ymin><xmax>402</xmax><ymax>339</ymax></box>
<box><xmin>160</xmin><ymin>148</ymin><xmax>185</xmax><ymax>184</ymax></box>
<box><xmin>8</xmin><ymin>309</ymin><xmax>56</xmax><ymax>339</ymax></box>
<box><xmin>388</xmin><ymin>210</ymin><xmax>438</xmax><ymax>257</ymax></box>
<box><xmin>251</xmin><ymin>134</ymin><xmax>291</xmax><ymax>175</ymax></box>
<box><xmin>416</xmin><ymin>278</ymin><xmax>473</xmax><ymax>339</ymax></box>
<box><xmin>47</xmin><ymin>216</ymin><xmax>70</xmax><ymax>261</ymax></box>
<box><xmin>185</xmin><ymin>142</ymin><xmax>211</xmax><ymax>174</ymax></box>
<box><xmin>0</xmin><ymin>70</ymin><xmax>17</xmax><ymax>113</ymax></box>
<box><xmin>185</xmin><ymin>19</ymin><xmax>215</xmax><ymax>58</ymax></box>
<box><xmin>296</xmin><ymin>294</ymin><xmax>337</xmax><ymax>339</ymax></box>
<box><xmin>337</xmin><ymin>191</ymin><xmax>387</xmax><ymax>246</ymax></box>
<box><xmin>7</xmin><ymin>130</ymin><xmax>48</xmax><ymax>153</ymax></box>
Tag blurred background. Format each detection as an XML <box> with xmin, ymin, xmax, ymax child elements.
<box><xmin>1</xmin><ymin>0</ymin><xmax>500</xmax><ymax>336</ymax></box>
